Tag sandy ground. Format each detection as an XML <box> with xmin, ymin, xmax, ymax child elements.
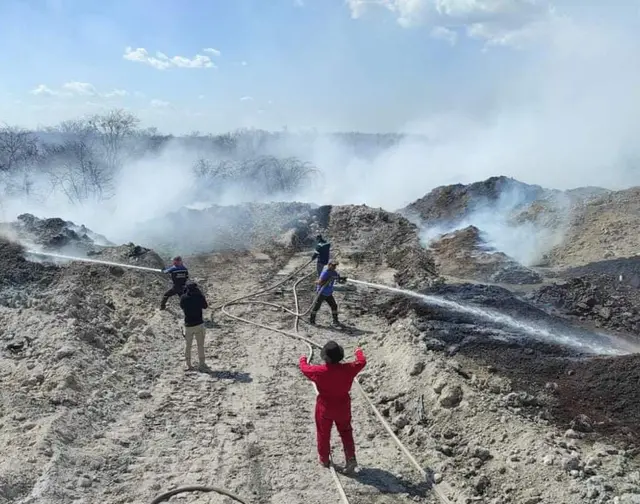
<box><xmin>2</xmin><ymin>245</ymin><xmax>640</xmax><ymax>504</ymax></box>
<box><xmin>0</xmin><ymin>251</ymin><xmax>440</xmax><ymax>504</ymax></box>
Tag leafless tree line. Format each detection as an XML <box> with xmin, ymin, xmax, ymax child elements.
<box><xmin>193</xmin><ymin>156</ymin><xmax>318</xmax><ymax>195</ymax></box>
<box><xmin>0</xmin><ymin>109</ymin><xmax>139</xmax><ymax>204</ymax></box>
<box><xmin>0</xmin><ymin>107</ymin><xmax>408</xmax><ymax>205</ymax></box>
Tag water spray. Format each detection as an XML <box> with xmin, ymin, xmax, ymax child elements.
<box><xmin>348</xmin><ymin>279</ymin><xmax>636</xmax><ymax>356</ymax></box>
<box><xmin>25</xmin><ymin>250</ymin><xmax>162</xmax><ymax>273</ymax></box>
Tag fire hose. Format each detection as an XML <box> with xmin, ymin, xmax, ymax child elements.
<box><xmin>152</xmin><ymin>256</ymin><xmax>458</xmax><ymax>503</ymax></box>
<box><xmin>219</xmin><ymin>258</ymin><xmax>456</xmax><ymax>504</ymax></box>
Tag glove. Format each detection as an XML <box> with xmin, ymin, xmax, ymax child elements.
<box><xmin>311</xmin><ymin>253</ymin><xmax>318</xmax><ymax>260</ymax></box>
<box><xmin>338</xmin><ymin>276</ymin><xmax>348</xmax><ymax>284</ymax></box>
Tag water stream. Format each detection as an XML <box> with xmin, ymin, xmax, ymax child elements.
<box><xmin>25</xmin><ymin>250</ymin><xmax>162</xmax><ymax>273</ymax></box>
<box><xmin>23</xmin><ymin>251</ymin><xmax>637</xmax><ymax>355</ymax></box>
<box><xmin>348</xmin><ymin>279</ymin><xmax>637</xmax><ymax>356</ymax></box>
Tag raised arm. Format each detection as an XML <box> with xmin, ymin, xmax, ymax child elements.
<box><xmin>299</xmin><ymin>355</ymin><xmax>321</xmax><ymax>381</ymax></box>
<box><xmin>348</xmin><ymin>348</ymin><xmax>367</xmax><ymax>376</ymax></box>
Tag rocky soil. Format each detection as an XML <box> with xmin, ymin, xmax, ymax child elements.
<box><xmin>429</xmin><ymin>226</ymin><xmax>541</xmax><ymax>285</ymax></box>
<box><xmin>0</xmin><ymin>213</ymin><xmax>112</xmax><ymax>253</ymax></box>
<box><xmin>401</xmin><ymin>176</ymin><xmax>549</xmax><ymax>228</ymax></box>
<box><xmin>1</xmin><ymin>191</ymin><xmax>640</xmax><ymax>504</ymax></box>
<box><xmin>543</xmin><ymin>187</ymin><xmax>640</xmax><ymax>267</ymax></box>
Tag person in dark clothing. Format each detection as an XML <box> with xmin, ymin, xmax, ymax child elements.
<box><xmin>299</xmin><ymin>340</ymin><xmax>366</xmax><ymax>473</ymax></box>
<box><xmin>179</xmin><ymin>281</ymin><xmax>209</xmax><ymax>370</ymax></box>
<box><xmin>310</xmin><ymin>259</ymin><xmax>347</xmax><ymax>326</ymax></box>
<box><xmin>160</xmin><ymin>256</ymin><xmax>189</xmax><ymax>310</ymax></box>
<box><xmin>311</xmin><ymin>235</ymin><xmax>331</xmax><ymax>277</ymax></box>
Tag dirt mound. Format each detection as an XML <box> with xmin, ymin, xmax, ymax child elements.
<box><xmin>430</xmin><ymin>225</ymin><xmax>542</xmax><ymax>284</ymax></box>
<box><xmin>544</xmin><ymin>186</ymin><xmax>640</xmax><ymax>267</ymax></box>
<box><xmin>5</xmin><ymin>213</ymin><xmax>112</xmax><ymax>251</ymax></box>
<box><xmin>361</xmin><ymin>281</ymin><xmax>640</xmax><ymax>442</ymax></box>
<box><xmin>135</xmin><ymin>202</ymin><xmax>324</xmax><ymax>255</ymax></box>
<box><xmin>530</xmin><ymin>274</ymin><xmax>640</xmax><ymax>335</ymax></box>
<box><xmin>401</xmin><ymin>176</ymin><xmax>548</xmax><ymax>226</ymax></box>
<box><xmin>508</xmin><ymin>198</ymin><xmax>567</xmax><ymax>230</ymax></box>
<box><xmin>326</xmin><ymin>204</ymin><xmax>438</xmax><ymax>289</ymax></box>
<box><xmin>87</xmin><ymin>243</ymin><xmax>165</xmax><ymax>271</ymax></box>
<box><xmin>0</xmin><ymin>238</ymin><xmax>59</xmax><ymax>290</ymax></box>
<box><xmin>459</xmin><ymin>339</ymin><xmax>640</xmax><ymax>442</ymax></box>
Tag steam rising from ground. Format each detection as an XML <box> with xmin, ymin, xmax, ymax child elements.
<box><xmin>416</xmin><ymin>187</ymin><xmax>571</xmax><ymax>266</ymax></box>
<box><xmin>1</xmin><ymin>11</ymin><xmax>639</xmax><ymax>253</ymax></box>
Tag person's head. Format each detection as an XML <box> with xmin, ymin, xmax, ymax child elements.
<box><xmin>321</xmin><ymin>340</ymin><xmax>344</xmax><ymax>365</ymax></box>
<box><xmin>185</xmin><ymin>281</ymin><xmax>200</xmax><ymax>294</ymax></box>
<box><xmin>327</xmin><ymin>259</ymin><xmax>338</xmax><ymax>271</ymax></box>
<box><xmin>172</xmin><ymin>256</ymin><xmax>183</xmax><ymax>266</ymax></box>
<box><xmin>316</xmin><ymin>234</ymin><xmax>325</xmax><ymax>244</ymax></box>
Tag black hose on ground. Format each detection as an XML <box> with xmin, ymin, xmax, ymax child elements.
<box><xmin>149</xmin><ymin>485</ymin><xmax>248</xmax><ymax>503</ymax></box>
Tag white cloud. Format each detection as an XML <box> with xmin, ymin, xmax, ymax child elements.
<box><xmin>30</xmin><ymin>84</ymin><xmax>58</xmax><ymax>96</ymax></box>
<box><xmin>150</xmin><ymin>99</ymin><xmax>170</xmax><ymax>108</ymax></box>
<box><xmin>103</xmin><ymin>89</ymin><xmax>129</xmax><ymax>98</ymax></box>
<box><xmin>123</xmin><ymin>47</ymin><xmax>216</xmax><ymax>70</ymax></box>
<box><xmin>62</xmin><ymin>81</ymin><xmax>97</xmax><ymax>96</ymax></box>
<box><xmin>345</xmin><ymin>0</ymin><xmax>554</xmax><ymax>48</ymax></box>
<box><xmin>240</xmin><ymin>96</ymin><xmax>254</xmax><ymax>101</ymax></box>
<box><xmin>431</xmin><ymin>26</ymin><xmax>457</xmax><ymax>45</ymax></box>
<box><xmin>203</xmin><ymin>47</ymin><xmax>221</xmax><ymax>57</ymax></box>
<box><xmin>29</xmin><ymin>82</ymin><xmax>129</xmax><ymax>100</ymax></box>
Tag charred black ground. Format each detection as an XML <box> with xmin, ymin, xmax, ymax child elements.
<box><xmin>363</xmin><ymin>279</ymin><xmax>640</xmax><ymax>445</ymax></box>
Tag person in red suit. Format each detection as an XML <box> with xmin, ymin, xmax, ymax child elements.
<box><xmin>299</xmin><ymin>340</ymin><xmax>367</xmax><ymax>474</ymax></box>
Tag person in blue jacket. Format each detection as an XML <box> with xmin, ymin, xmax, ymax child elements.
<box><xmin>312</xmin><ymin>234</ymin><xmax>331</xmax><ymax>277</ymax></box>
<box><xmin>310</xmin><ymin>259</ymin><xmax>347</xmax><ymax>326</ymax></box>
<box><xmin>160</xmin><ymin>256</ymin><xmax>189</xmax><ymax>310</ymax></box>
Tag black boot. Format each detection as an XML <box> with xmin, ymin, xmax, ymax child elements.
<box><xmin>332</xmin><ymin>312</ymin><xmax>340</xmax><ymax>326</ymax></box>
<box><xmin>310</xmin><ymin>312</ymin><xmax>317</xmax><ymax>325</ymax></box>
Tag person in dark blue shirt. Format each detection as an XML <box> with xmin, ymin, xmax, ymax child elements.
<box><xmin>310</xmin><ymin>259</ymin><xmax>347</xmax><ymax>326</ymax></box>
<box><xmin>179</xmin><ymin>281</ymin><xmax>209</xmax><ymax>370</ymax></box>
<box><xmin>160</xmin><ymin>256</ymin><xmax>189</xmax><ymax>310</ymax></box>
<box><xmin>311</xmin><ymin>234</ymin><xmax>331</xmax><ymax>277</ymax></box>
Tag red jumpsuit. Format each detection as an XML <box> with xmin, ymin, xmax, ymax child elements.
<box><xmin>299</xmin><ymin>348</ymin><xmax>367</xmax><ymax>465</ymax></box>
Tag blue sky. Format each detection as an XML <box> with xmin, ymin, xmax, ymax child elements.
<box><xmin>0</xmin><ymin>0</ymin><xmax>639</xmax><ymax>134</ymax></box>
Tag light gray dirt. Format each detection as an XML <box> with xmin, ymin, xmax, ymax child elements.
<box><xmin>3</xmin><ymin>243</ymin><xmax>639</xmax><ymax>504</ymax></box>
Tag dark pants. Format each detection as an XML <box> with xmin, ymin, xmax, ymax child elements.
<box><xmin>310</xmin><ymin>294</ymin><xmax>338</xmax><ymax>323</ymax></box>
<box><xmin>160</xmin><ymin>285</ymin><xmax>185</xmax><ymax>309</ymax></box>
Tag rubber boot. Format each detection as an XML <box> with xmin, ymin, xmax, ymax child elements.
<box><xmin>344</xmin><ymin>457</ymin><xmax>357</xmax><ymax>474</ymax></box>
<box><xmin>310</xmin><ymin>312</ymin><xmax>317</xmax><ymax>325</ymax></box>
<box><xmin>331</xmin><ymin>311</ymin><xmax>340</xmax><ymax>326</ymax></box>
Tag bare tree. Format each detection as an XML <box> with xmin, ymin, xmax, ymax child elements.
<box><xmin>247</xmin><ymin>156</ymin><xmax>317</xmax><ymax>194</ymax></box>
<box><xmin>0</xmin><ymin>124</ymin><xmax>40</xmax><ymax>196</ymax></box>
<box><xmin>0</xmin><ymin>124</ymin><xmax>38</xmax><ymax>173</ymax></box>
<box><xmin>42</xmin><ymin>137</ymin><xmax>111</xmax><ymax>204</ymax></box>
<box><xmin>192</xmin><ymin>155</ymin><xmax>317</xmax><ymax>198</ymax></box>
<box><xmin>87</xmin><ymin>109</ymin><xmax>139</xmax><ymax>172</ymax></box>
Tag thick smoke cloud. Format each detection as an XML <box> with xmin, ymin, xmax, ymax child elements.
<box><xmin>1</xmin><ymin>7</ymin><xmax>638</xmax><ymax>259</ymax></box>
